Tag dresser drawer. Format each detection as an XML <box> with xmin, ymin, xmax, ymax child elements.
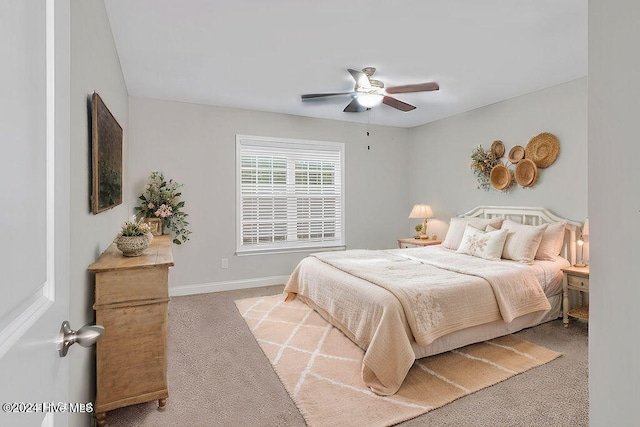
<box><xmin>95</xmin><ymin>266</ymin><xmax>169</xmax><ymax>306</ymax></box>
<box><xmin>567</xmin><ymin>274</ymin><xmax>589</xmax><ymax>291</ymax></box>
<box><xmin>96</xmin><ymin>301</ymin><xmax>168</xmax><ymax>407</ymax></box>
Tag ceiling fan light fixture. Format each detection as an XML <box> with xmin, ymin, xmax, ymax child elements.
<box><xmin>362</xmin><ymin>67</ymin><xmax>376</xmax><ymax>77</ymax></box>
<box><xmin>300</xmin><ymin>67</ymin><xmax>438</xmax><ymax>113</ymax></box>
<box><xmin>357</xmin><ymin>93</ymin><xmax>383</xmax><ymax>108</ymax></box>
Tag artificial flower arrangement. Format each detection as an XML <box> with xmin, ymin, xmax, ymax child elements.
<box><xmin>470</xmin><ymin>144</ymin><xmax>505</xmax><ymax>191</ymax></box>
<box><xmin>119</xmin><ymin>218</ymin><xmax>152</xmax><ymax>236</ymax></box>
<box><xmin>116</xmin><ymin>218</ymin><xmax>153</xmax><ymax>256</ymax></box>
<box><xmin>135</xmin><ymin>171</ymin><xmax>192</xmax><ymax>245</ymax></box>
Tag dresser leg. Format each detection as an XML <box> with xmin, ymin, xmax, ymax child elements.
<box><xmin>95</xmin><ymin>412</ymin><xmax>106</xmax><ymax>427</ymax></box>
<box><xmin>158</xmin><ymin>398</ymin><xmax>167</xmax><ymax>410</ymax></box>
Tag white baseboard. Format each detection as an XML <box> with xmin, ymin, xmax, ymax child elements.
<box><xmin>169</xmin><ymin>275</ymin><xmax>291</xmax><ymax>297</ymax></box>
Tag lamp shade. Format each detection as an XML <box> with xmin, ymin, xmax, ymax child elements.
<box><xmin>409</xmin><ymin>204</ymin><xmax>435</xmax><ymax>219</ymax></box>
<box><xmin>582</xmin><ymin>218</ymin><xmax>589</xmax><ymax>236</ymax></box>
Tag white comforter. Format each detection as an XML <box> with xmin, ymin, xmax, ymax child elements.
<box><xmin>284</xmin><ymin>246</ymin><xmax>551</xmax><ymax>395</ymax></box>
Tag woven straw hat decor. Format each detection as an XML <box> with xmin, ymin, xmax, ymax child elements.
<box><xmin>515</xmin><ymin>159</ymin><xmax>539</xmax><ymax>187</ymax></box>
<box><xmin>508</xmin><ymin>145</ymin><xmax>525</xmax><ymax>163</ymax></box>
<box><xmin>491</xmin><ymin>140</ymin><xmax>505</xmax><ymax>158</ymax></box>
<box><xmin>525</xmin><ymin>132</ymin><xmax>560</xmax><ymax>168</ymax></box>
<box><xmin>490</xmin><ymin>164</ymin><xmax>511</xmax><ymax>191</ymax></box>
<box><xmin>474</xmin><ymin>133</ymin><xmax>559</xmax><ymax>191</ymax></box>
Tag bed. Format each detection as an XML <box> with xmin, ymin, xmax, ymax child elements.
<box><xmin>284</xmin><ymin>206</ymin><xmax>581</xmax><ymax>395</ymax></box>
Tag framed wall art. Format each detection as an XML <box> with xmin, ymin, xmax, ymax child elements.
<box><xmin>91</xmin><ymin>92</ymin><xmax>123</xmax><ymax>214</ymax></box>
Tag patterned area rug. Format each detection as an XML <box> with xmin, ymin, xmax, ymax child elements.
<box><xmin>235</xmin><ymin>294</ymin><xmax>562</xmax><ymax>427</ymax></box>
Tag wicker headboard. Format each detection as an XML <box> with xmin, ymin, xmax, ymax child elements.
<box><xmin>461</xmin><ymin>206</ymin><xmax>582</xmax><ymax>264</ymax></box>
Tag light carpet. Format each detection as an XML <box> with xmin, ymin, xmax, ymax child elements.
<box><xmin>235</xmin><ymin>294</ymin><xmax>562</xmax><ymax>427</ymax></box>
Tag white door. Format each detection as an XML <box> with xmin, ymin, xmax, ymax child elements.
<box><xmin>0</xmin><ymin>1</ymin><xmax>71</xmax><ymax>426</ymax></box>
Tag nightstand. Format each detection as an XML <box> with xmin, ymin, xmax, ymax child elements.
<box><xmin>562</xmin><ymin>265</ymin><xmax>589</xmax><ymax>327</ymax></box>
<box><xmin>397</xmin><ymin>238</ymin><xmax>442</xmax><ymax>249</ymax></box>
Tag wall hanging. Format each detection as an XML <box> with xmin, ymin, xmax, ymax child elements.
<box><xmin>90</xmin><ymin>92</ymin><xmax>123</xmax><ymax>214</ymax></box>
<box><xmin>525</xmin><ymin>132</ymin><xmax>560</xmax><ymax>168</ymax></box>
<box><xmin>471</xmin><ymin>132</ymin><xmax>559</xmax><ymax>192</ymax></box>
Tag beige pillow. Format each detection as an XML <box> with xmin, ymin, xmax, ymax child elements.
<box><xmin>536</xmin><ymin>222</ymin><xmax>566</xmax><ymax>261</ymax></box>
<box><xmin>457</xmin><ymin>224</ymin><xmax>508</xmax><ymax>261</ymax></box>
<box><xmin>501</xmin><ymin>219</ymin><xmax>548</xmax><ymax>264</ymax></box>
<box><xmin>442</xmin><ymin>217</ymin><xmax>504</xmax><ymax>250</ymax></box>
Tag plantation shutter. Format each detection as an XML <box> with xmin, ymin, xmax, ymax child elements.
<box><xmin>236</xmin><ymin>135</ymin><xmax>345</xmax><ymax>254</ymax></box>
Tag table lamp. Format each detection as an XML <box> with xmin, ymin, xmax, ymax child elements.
<box><xmin>575</xmin><ymin>217</ymin><xmax>589</xmax><ymax>267</ymax></box>
<box><xmin>409</xmin><ymin>204</ymin><xmax>435</xmax><ymax>239</ymax></box>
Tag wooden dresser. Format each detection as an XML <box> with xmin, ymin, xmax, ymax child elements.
<box><xmin>88</xmin><ymin>235</ymin><xmax>174</xmax><ymax>426</ymax></box>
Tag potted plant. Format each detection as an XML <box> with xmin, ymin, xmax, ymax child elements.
<box><xmin>135</xmin><ymin>171</ymin><xmax>192</xmax><ymax>245</ymax></box>
<box><xmin>116</xmin><ymin>219</ymin><xmax>153</xmax><ymax>256</ymax></box>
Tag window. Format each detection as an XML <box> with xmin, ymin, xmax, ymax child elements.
<box><xmin>236</xmin><ymin>135</ymin><xmax>345</xmax><ymax>254</ymax></box>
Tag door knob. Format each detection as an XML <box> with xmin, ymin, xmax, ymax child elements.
<box><xmin>58</xmin><ymin>321</ymin><xmax>104</xmax><ymax>357</ymax></box>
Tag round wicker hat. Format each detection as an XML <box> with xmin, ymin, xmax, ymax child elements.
<box><xmin>491</xmin><ymin>140</ymin><xmax>505</xmax><ymax>158</ymax></box>
<box><xmin>515</xmin><ymin>159</ymin><xmax>539</xmax><ymax>187</ymax></box>
<box><xmin>508</xmin><ymin>145</ymin><xmax>525</xmax><ymax>163</ymax></box>
<box><xmin>525</xmin><ymin>132</ymin><xmax>559</xmax><ymax>168</ymax></box>
<box><xmin>490</xmin><ymin>164</ymin><xmax>511</xmax><ymax>191</ymax></box>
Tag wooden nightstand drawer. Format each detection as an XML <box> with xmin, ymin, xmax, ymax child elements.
<box><xmin>562</xmin><ymin>265</ymin><xmax>590</xmax><ymax>327</ymax></box>
<box><xmin>399</xmin><ymin>241</ymin><xmax>418</xmax><ymax>249</ymax></box>
<box><xmin>567</xmin><ymin>274</ymin><xmax>589</xmax><ymax>291</ymax></box>
<box><xmin>397</xmin><ymin>238</ymin><xmax>442</xmax><ymax>249</ymax></box>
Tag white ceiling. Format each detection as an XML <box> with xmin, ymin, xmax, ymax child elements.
<box><xmin>104</xmin><ymin>0</ymin><xmax>587</xmax><ymax>128</ymax></box>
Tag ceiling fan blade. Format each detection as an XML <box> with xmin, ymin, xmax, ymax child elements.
<box><xmin>301</xmin><ymin>92</ymin><xmax>354</xmax><ymax>101</ymax></box>
<box><xmin>385</xmin><ymin>82</ymin><xmax>439</xmax><ymax>94</ymax></box>
<box><xmin>382</xmin><ymin>96</ymin><xmax>416</xmax><ymax>112</ymax></box>
<box><xmin>347</xmin><ymin>69</ymin><xmax>371</xmax><ymax>89</ymax></box>
<box><xmin>343</xmin><ymin>99</ymin><xmax>369</xmax><ymax>113</ymax></box>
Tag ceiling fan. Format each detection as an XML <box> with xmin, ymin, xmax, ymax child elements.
<box><xmin>301</xmin><ymin>67</ymin><xmax>439</xmax><ymax>113</ymax></box>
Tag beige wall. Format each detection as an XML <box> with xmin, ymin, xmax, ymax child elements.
<box><xmin>588</xmin><ymin>0</ymin><xmax>640</xmax><ymax>424</ymax></box>
<box><xmin>127</xmin><ymin>80</ymin><xmax>588</xmax><ymax>295</ymax></box>
<box><xmin>125</xmin><ymin>78</ymin><xmax>589</xmax><ymax>296</ymax></box>
<box><xmin>127</xmin><ymin>98</ymin><xmax>411</xmax><ymax>293</ymax></box>
<box><xmin>407</xmin><ymin>78</ymin><xmax>588</xmax><ymax>240</ymax></box>
<box><xmin>69</xmin><ymin>1</ymin><xmax>129</xmax><ymax>426</ymax></box>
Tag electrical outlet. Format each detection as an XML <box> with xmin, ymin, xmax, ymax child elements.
<box><xmin>221</xmin><ymin>258</ymin><xmax>228</xmax><ymax>269</ymax></box>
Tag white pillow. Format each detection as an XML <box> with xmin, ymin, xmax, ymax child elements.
<box><xmin>442</xmin><ymin>217</ymin><xmax>504</xmax><ymax>250</ymax></box>
<box><xmin>457</xmin><ymin>224</ymin><xmax>508</xmax><ymax>261</ymax></box>
<box><xmin>536</xmin><ymin>222</ymin><xmax>566</xmax><ymax>261</ymax></box>
<box><xmin>501</xmin><ymin>219</ymin><xmax>548</xmax><ymax>264</ymax></box>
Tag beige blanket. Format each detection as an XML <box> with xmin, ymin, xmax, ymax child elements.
<box><xmin>284</xmin><ymin>246</ymin><xmax>550</xmax><ymax>395</ymax></box>
<box><xmin>312</xmin><ymin>247</ymin><xmax>549</xmax><ymax>344</ymax></box>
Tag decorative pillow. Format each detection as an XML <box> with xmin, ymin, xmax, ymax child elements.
<box><xmin>501</xmin><ymin>219</ymin><xmax>548</xmax><ymax>264</ymax></box>
<box><xmin>456</xmin><ymin>224</ymin><xmax>508</xmax><ymax>261</ymax></box>
<box><xmin>536</xmin><ymin>221</ymin><xmax>566</xmax><ymax>261</ymax></box>
<box><xmin>442</xmin><ymin>217</ymin><xmax>504</xmax><ymax>250</ymax></box>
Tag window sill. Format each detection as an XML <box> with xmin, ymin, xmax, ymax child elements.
<box><xmin>235</xmin><ymin>245</ymin><xmax>346</xmax><ymax>256</ymax></box>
